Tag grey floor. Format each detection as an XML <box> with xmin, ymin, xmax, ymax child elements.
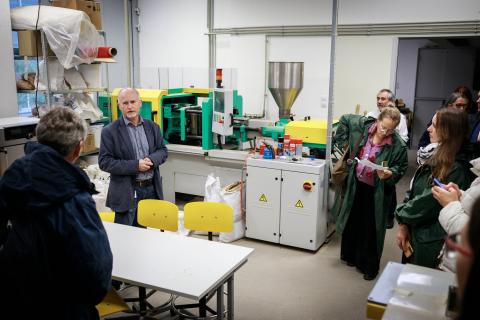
<box><xmin>119</xmin><ymin>151</ymin><xmax>417</xmax><ymax>320</ymax></box>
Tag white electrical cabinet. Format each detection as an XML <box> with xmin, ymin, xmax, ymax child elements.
<box><xmin>245</xmin><ymin>157</ymin><xmax>326</xmax><ymax>251</ymax></box>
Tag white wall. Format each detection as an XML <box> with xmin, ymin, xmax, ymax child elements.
<box><xmin>102</xmin><ymin>0</ymin><xmax>130</xmax><ymax>89</ymax></box>
<box><xmin>334</xmin><ymin>36</ymin><xmax>395</xmax><ymax>117</ymax></box>
<box><xmin>216</xmin><ymin>0</ymin><xmax>480</xmax><ymax>26</ymax></box>
<box><xmin>137</xmin><ymin>0</ymin><xmax>480</xmax><ymax>120</ymax></box>
<box><xmin>0</xmin><ymin>2</ymin><xmax>18</xmax><ymax>118</ymax></box>
<box><xmin>138</xmin><ymin>0</ymin><xmax>208</xmax><ymax>88</ymax></box>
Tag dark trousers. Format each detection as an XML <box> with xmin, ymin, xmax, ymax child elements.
<box><xmin>341</xmin><ymin>180</ymin><xmax>379</xmax><ymax>276</ymax></box>
<box><xmin>114</xmin><ymin>184</ymin><xmax>156</xmax><ymax>227</ymax></box>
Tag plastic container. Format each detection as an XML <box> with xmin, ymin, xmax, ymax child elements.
<box><xmin>290</xmin><ymin>139</ymin><xmax>297</xmax><ymax>155</ymax></box>
<box><xmin>263</xmin><ymin>147</ymin><xmax>273</xmax><ymax>159</ymax></box>
<box><xmin>259</xmin><ymin>144</ymin><xmax>265</xmax><ymax>156</ymax></box>
<box><xmin>295</xmin><ymin>139</ymin><xmax>303</xmax><ymax>156</ymax></box>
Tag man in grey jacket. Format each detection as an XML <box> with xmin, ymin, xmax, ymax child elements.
<box><xmin>99</xmin><ymin>88</ymin><xmax>168</xmax><ymax>226</ymax></box>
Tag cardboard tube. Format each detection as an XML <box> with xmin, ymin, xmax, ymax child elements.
<box><xmin>97</xmin><ymin>47</ymin><xmax>117</xmax><ymax>58</ymax></box>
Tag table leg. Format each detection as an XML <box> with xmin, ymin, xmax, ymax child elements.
<box><xmin>199</xmin><ymin>296</ymin><xmax>207</xmax><ymax>317</ymax></box>
<box><xmin>216</xmin><ymin>283</ymin><xmax>224</xmax><ymax>319</ymax></box>
<box><xmin>139</xmin><ymin>286</ymin><xmax>147</xmax><ymax>312</ymax></box>
<box><xmin>227</xmin><ymin>275</ymin><xmax>234</xmax><ymax>320</ymax></box>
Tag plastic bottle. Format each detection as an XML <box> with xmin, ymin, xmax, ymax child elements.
<box><xmin>283</xmin><ymin>135</ymin><xmax>290</xmax><ymax>156</ymax></box>
<box><xmin>296</xmin><ymin>139</ymin><xmax>303</xmax><ymax>157</ymax></box>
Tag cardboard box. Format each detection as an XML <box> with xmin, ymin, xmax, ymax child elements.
<box><xmin>51</xmin><ymin>0</ymin><xmax>86</xmax><ymax>10</ymax></box>
<box><xmin>17</xmin><ymin>30</ymin><xmax>54</xmax><ymax>57</ymax></box>
<box><xmin>83</xmin><ymin>133</ymin><xmax>97</xmax><ymax>153</ymax></box>
<box><xmin>84</xmin><ymin>1</ymin><xmax>103</xmax><ymax>30</ymax></box>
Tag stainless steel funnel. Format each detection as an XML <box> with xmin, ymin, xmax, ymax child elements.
<box><xmin>268</xmin><ymin>62</ymin><xmax>304</xmax><ymax>119</ymax></box>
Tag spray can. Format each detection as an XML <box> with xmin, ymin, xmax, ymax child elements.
<box><xmin>283</xmin><ymin>134</ymin><xmax>290</xmax><ymax>156</ymax></box>
<box><xmin>277</xmin><ymin>137</ymin><xmax>284</xmax><ymax>156</ymax></box>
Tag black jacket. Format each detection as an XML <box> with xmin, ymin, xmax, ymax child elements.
<box><xmin>0</xmin><ymin>142</ymin><xmax>113</xmax><ymax>319</ymax></box>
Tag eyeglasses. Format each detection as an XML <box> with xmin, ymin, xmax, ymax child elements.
<box><xmin>445</xmin><ymin>232</ymin><xmax>472</xmax><ymax>259</ymax></box>
<box><xmin>377</xmin><ymin>122</ymin><xmax>395</xmax><ymax>134</ymax></box>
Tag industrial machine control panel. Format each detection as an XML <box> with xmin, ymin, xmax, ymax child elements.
<box><xmin>212</xmin><ymin>88</ymin><xmax>233</xmax><ymax>137</ymax></box>
<box><xmin>245</xmin><ymin>157</ymin><xmax>326</xmax><ymax>251</ymax></box>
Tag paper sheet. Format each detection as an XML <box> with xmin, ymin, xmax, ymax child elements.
<box><xmin>355</xmin><ymin>157</ymin><xmax>388</xmax><ymax>171</ymax></box>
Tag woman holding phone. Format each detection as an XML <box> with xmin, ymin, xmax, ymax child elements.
<box><xmin>396</xmin><ymin>108</ymin><xmax>473</xmax><ymax>268</ymax></box>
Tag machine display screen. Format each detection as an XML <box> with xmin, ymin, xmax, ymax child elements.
<box><xmin>214</xmin><ymin>91</ymin><xmax>225</xmax><ymax>113</ymax></box>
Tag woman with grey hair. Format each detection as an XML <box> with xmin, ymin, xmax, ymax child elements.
<box><xmin>0</xmin><ymin>107</ymin><xmax>113</xmax><ymax>319</ymax></box>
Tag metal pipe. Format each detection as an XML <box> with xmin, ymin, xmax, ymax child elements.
<box><xmin>208</xmin><ymin>0</ymin><xmax>215</xmax><ymax>88</ymax></box>
<box><xmin>207</xmin><ymin>20</ymin><xmax>480</xmax><ymax>37</ymax></box>
<box><xmin>185</xmin><ymin>109</ymin><xmax>203</xmax><ymax>114</ymax></box>
<box><xmin>124</xmin><ymin>0</ymin><xmax>132</xmax><ymax>87</ymax></box>
<box><xmin>323</xmin><ymin>0</ymin><xmax>338</xmax><ymax>216</ymax></box>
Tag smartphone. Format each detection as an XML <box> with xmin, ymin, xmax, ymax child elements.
<box><xmin>433</xmin><ymin>177</ymin><xmax>446</xmax><ymax>189</ymax></box>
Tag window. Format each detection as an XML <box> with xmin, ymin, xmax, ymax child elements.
<box><xmin>11</xmin><ymin>0</ymin><xmax>43</xmax><ymax>116</ymax></box>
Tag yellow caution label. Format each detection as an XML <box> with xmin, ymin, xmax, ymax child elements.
<box><xmin>295</xmin><ymin>200</ymin><xmax>304</xmax><ymax>208</ymax></box>
<box><xmin>259</xmin><ymin>194</ymin><xmax>268</xmax><ymax>202</ymax></box>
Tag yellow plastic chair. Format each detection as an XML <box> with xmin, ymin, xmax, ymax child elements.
<box><xmin>99</xmin><ymin>211</ymin><xmax>115</xmax><ymax>223</ymax></box>
<box><xmin>137</xmin><ymin>199</ymin><xmax>179</xmax><ymax>232</ymax></box>
<box><xmin>122</xmin><ymin>199</ymin><xmax>179</xmax><ymax>315</ymax></box>
<box><xmin>96</xmin><ymin>288</ymin><xmax>130</xmax><ymax>318</ymax></box>
<box><xmin>96</xmin><ymin>211</ymin><xmax>135</xmax><ymax>318</ymax></box>
<box><xmin>173</xmin><ymin>201</ymin><xmax>234</xmax><ymax>319</ymax></box>
<box><xmin>183</xmin><ymin>201</ymin><xmax>233</xmax><ymax>241</ymax></box>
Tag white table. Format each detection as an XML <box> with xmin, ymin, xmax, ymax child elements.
<box><xmin>103</xmin><ymin>221</ymin><xmax>254</xmax><ymax>319</ymax></box>
<box><xmin>367</xmin><ymin>262</ymin><xmax>456</xmax><ymax>320</ymax></box>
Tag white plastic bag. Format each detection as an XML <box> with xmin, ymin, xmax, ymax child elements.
<box><xmin>204</xmin><ymin>174</ymin><xmax>223</xmax><ymax>203</ymax></box>
<box><xmin>11</xmin><ymin>6</ymin><xmax>100</xmax><ymax>69</ymax></box>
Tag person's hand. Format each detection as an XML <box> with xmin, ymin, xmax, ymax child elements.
<box><xmin>445</xmin><ymin>182</ymin><xmax>462</xmax><ymax>198</ymax></box>
<box><xmin>396</xmin><ymin>224</ymin><xmax>410</xmax><ymax>251</ymax></box>
<box><xmin>138</xmin><ymin>158</ymin><xmax>153</xmax><ymax>172</ymax></box>
<box><xmin>376</xmin><ymin>169</ymin><xmax>392</xmax><ymax>180</ymax></box>
<box><xmin>432</xmin><ymin>185</ymin><xmax>460</xmax><ymax>207</ymax></box>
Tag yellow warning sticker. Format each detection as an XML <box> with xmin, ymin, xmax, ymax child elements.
<box><xmin>259</xmin><ymin>194</ymin><xmax>268</xmax><ymax>202</ymax></box>
<box><xmin>295</xmin><ymin>200</ymin><xmax>304</xmax><ymax>208</ymax></box>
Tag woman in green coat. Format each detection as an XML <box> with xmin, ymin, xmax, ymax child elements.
<box><xmin>396</xmin><ymin>108</ymin><xmax>473</xmax><ymax>268</ymax></box>
<box><xmin>332</xmin><ymin>107</ymin><xmax>408</xmax><ymax>280</ymax></box>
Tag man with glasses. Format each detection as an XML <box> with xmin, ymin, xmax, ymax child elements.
<box><xmin>99</xmin><ymin>88</ymin><xmax>168</xmax><ymax>227</ymax></box>
<box><xmin>368</xmin><ymin>89</ymin><xmax>409</xmax><ymax>229</ymax></box>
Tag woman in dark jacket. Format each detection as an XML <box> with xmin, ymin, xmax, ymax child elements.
<box><xmin>332</xmin><ymin>107</ymin><xmax>408</xmax><ymax>280</ymax></box>
<box><xmin>396</xmin><ymin>108</ymin><xmax>473</xmax><ymax>268</ymax></box>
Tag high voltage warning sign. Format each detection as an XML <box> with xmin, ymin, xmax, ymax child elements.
<box><xmin>259</xmin><ymin>194</ymin><xmax>268</xmax><ymax>202</ymax></box>
<box><xmin>295</xmin><ymin>200</ymin><xmax>304</xmax><ymax>208</ymax></box>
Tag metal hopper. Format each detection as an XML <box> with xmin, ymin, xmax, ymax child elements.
<box><xmin>268</xmin><ymin>62</ymin><xmax>304</xmax><ymax>119</ymax></box>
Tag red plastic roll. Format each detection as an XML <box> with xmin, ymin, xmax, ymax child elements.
<box><xmin>97</xmin><ymin>47</ymin><xmax>117</xmax><ymax>58</ymax></box>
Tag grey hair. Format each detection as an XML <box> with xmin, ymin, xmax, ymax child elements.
<box><xmin>117</xmin><ymin>87</ymin><xmax>140</xmax><ymax>103</ymax></box>
<box><xmin>379</xmin><ymin>106</ymin><xmax>401</xmax><ymax>127</ymax></box>
<box><xmin>36</xmin><ymin>107</ymin><xmax>87</xmax><ymax>156</ymax></box>
<box><xmin>378</xmin><ymin>89</ymin><xmax>395</xmax><ymax>102</ymax></box>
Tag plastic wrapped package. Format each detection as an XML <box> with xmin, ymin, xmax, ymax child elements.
<box><xmin>35</xmin><ymin>58</ymin><xmax>66</xmax><ymax>90</ymax></box>
<box><xmin>11</xmin><ymin>5</ymin><xmax>100</xmax><ymax>69</ymax></box>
